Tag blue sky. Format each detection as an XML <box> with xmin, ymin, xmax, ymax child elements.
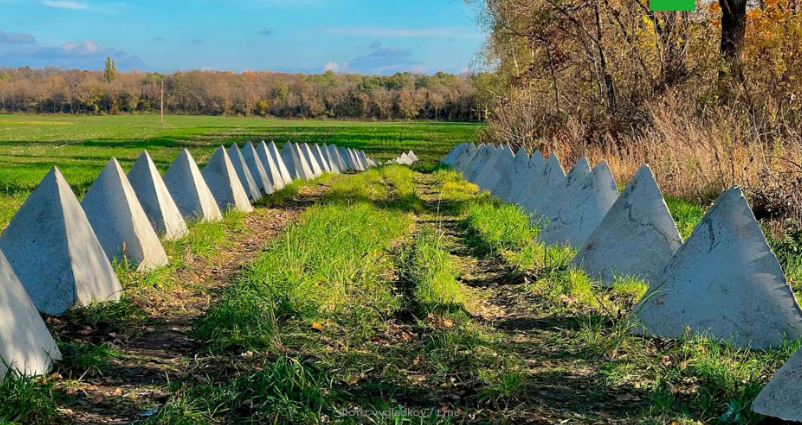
<box><xmin>0</xmin><ymin>0</ymin><xmax>485</xmax><ymax>74</ymax></box>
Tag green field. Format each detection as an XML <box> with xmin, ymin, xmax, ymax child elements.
<box><xmin>0</xmin><ymin>114</ymin><xmax>480</xmax><ymax>227</ymax></box>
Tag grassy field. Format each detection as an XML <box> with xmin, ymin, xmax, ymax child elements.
<box><xmin>0</xmin><ymin>114</ymin><xmax>480</xmax><ymax>227</ymax></box>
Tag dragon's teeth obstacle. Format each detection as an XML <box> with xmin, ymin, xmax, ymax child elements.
<box><xmin>509</xmin><ymin>149</ymin><xmax>544</xmax><ymax>204</ymax></box>
<box><xmin>537</xmin><ymin>160</ymin><xmax>618</xmax><ymax>247</ymax></box>
<box><xmin>127</xmin><ymin>150</ymin><xmax>189</xmax><ymax>241</ymax></box>
<box><xmin>228</xmin><ymin>144</ymin><xmax>263</xmax><ymax>201</ymax></box>
<box><xmin>242</xmin><ymin>141</ymin><xmax>275</xmax><ymax>194</ymax></box>
<box><xmin>475</xmin><ymin>145</ymin><xmax>513</xmax><ymax>192</ymax></box>
<box><xmin>572</xmin><ymin>164</ymin><xmax>682</xmax><ymax>286</ymax></box>
<box><xmin>163</xmin><ymin>149</ymin><xmax>223</xmax><ymax>222</ymax></box>
<box><xmin>202</xmin><ymin>146</ymin><xmax>254</xmax><ymax>213</ymax></box>
<box><xmin>753</xmin><ymin>346</ymin><xmax>802</xmax><ymax>420</ymax></box>
<box><xmin>0</xmin><ymin>167</ymin><xmax>122</xmax><ymax>315</ymax></box>
<box><xmin>492</xmin><ymin>147</ymin><xmax>528</xmax><ymax>202</ymax></box>
<box><xmin>266</xmin><ymin>141</ymin><xmax>293</xmax><ymax>186</ymax></box>
<box><xmin>540</xmin><ymin>156</ymin><xmax>592</xmax><ymax>220</ymax></box>
<box><xmin>327</xmin><ymin>144</ymin><xmax>348</xmax><ymax>172</ymax></box>
<box><xmin>0</xmin><ymin>247</ymin><xmax>61</xmax><ymax>379</ymax></box>
<box><xmin>633</xmin><ymin>186</ymin><xmax>802</xmax><ymax>349</ymax></box>
<box><xmin>520</xmin><ymin>153</ymin><xmax>566</xmax><ymax>216</ymax></box>
<box><xmin>312</xmin><ymin>144</ymin><xmax>333</xmax><ymax>173</ymax></box>
<box><xmin>82</xmin><ymin>158</ymin><xmax>169</xmax><ymax>271</ymax></box>
<box><xmin>301</xmin><ymin>143</ymin><xmax>324</xmax><ymax>177</ymax></box>
<box><xmin>282</xmin><ymin>142</ymin><xmax>314</xmax><ymax>180</ymax></box>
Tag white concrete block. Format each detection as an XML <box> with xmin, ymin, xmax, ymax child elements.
<box><xmin>127</xmin><ymin>151</ymin><xmax>189</xmax><ymax>241</ymax></box>
<box><xmin>201</xmin><ymin>146</ymin><xmax>254</xmax><ymax>213</ymax></box>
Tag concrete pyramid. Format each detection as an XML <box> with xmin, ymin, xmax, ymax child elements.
<box><xmin>476</xmin><ymin>145</ymin><xmax>514</xmax><ymax>192</ymax></box>
<box><xmin>538</xmin><ymin>161</ymin><xmax>618</xmax><ymax>247</ymax></box>
<box><xmin>572</xmin><ymin>165</ymin><xmax>682</xmax><ymax>286</ymax></box>
<box><xmin>202</xmin><ymin>146</ymin><xmax>254</xmax><ymax>213</ymax></box>
<box><xmin>256</xmin><ymin>141</ymin><xmax>285</xmax><ymax>191</ymax></box>
<box><xmin>539</xmin><ymin>156</ymin><xmax>592</xmax><ymax>220</ymax></box>
<box><xmin>633</xmin><ymin>187</ymin><xmax>802</xmax><ymax>349</ymax></box>
<box><xmin>282</xmin><ymin>142</ymin><xmax>314</xmax><ymax>180</ymax></box>
<box><xmin>163</xmin><ymin>149</ymin><xmax>223</xmax><ymax>222</ymax></box>
<box><xmin>127</xmin><ymin>151</ymin><xmax>189</xmax><ymax>241</ymax></box>
<box><xmin>322</xmin><ymin>144</ymin><xmax>341</xmax><ymax>173</ymax></box>
<box><xmin>267</xmin><ymin>141</ymin><xmax>293</xmax><ymax>186</ymax></box>
<box><xmin>82</xmin><ymin>158</ymin><xmax>169</xmax><ymax>271</ymax></box>
<box><xmin>466</xmin><ymin>145</ymin><xmax>494</xmax><ymax>182</ymax></box>
<box><xmin>752</xmin><ymin>347</ymin><xmax>802</xmax><ymax>420</ymax></box>
<box><xmin>454</xmin><ymin>144</ymin><xmax>480</xmax><ymax>174</ymax></box>
<box><xmin>0</xmin><ymin>167</ymin><xmax>122</xmax><ymax>315</ymax></box>
<box><xmin>339</xmin><ymin>147</ymin><xmax>354</xmax><ymax>170</ymax></box>
<box><xmin>242</xmin><ymin>141</ymin><xmax>275</xmax><ymax>194</ymax></box>
<box><xmin>493</xmin><ymin>147</ymin><xmax>529</xmax><ymax>202</ymax></box>
<box><xmin>301</xmin><ymin>143</ymin><xmax>324</xmax><ymax>176</ymax></box>
<box><xmin>408</xmin><ymin>151</ymin><xmax>418</xmax><ymax>162</ymax></box>
<box><xmin>348</xmin><ymin>148</ymin><xmax>364</xmax><ymax>171</ymax></box>
<box><xmin>228</xmin><ymin>144</ymin><xmax>262</xmax><ymax>202</ymax></box>
<box><xmin>509</xmin><ymin>149</ymin><xmax>546</xmax><ymax>204</ymax></box>
<box><xmin>520</xmin><ymin>153</ymin><xmax>566</xmax><ymax>214</ymax></box>
<box><xmin>358</xmin><ymin>150</ymin><xmax>370</xmax><ymax>169</ymax></box>
<box><xmin>312</xmin><ymin>144</ymin><xmax>333</xmax><ymax>173</ymax></box>
<box><xmin>443</xmin><ymin>143</ymin><xmax>468</xmax><ymax>165</ymax></box>
<box><xmin>327</xmin><ymin>144</ymin><xmax>348</xmax><ymax>172</ymax></box>
<box><xmin>0</xmin><ymin>247</ymin><xmax>61</xmax><ymax>379</ymax></box>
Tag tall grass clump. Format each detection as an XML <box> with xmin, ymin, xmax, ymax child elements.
<box><xmin>463</xmin><ymin>200</ymin><xmax>538</xmax><ymax>255</ymax></box>
<box><xmin>0</xmin><ymin>372</ymin><xmax>59</xmax><ymax>424</ymax></box>
<box><xmin>198</xmin><ymin>202</ymin><xmax>411</xmax><ymax>351</ymax></box>
<box><xmin>402</xmin><ymin>228</ymin><xmax>464</xmax><ymax>314</ymax></box>
<box><xmin>432</xmin><ymin>169</ymin><xmax>480</xmax><ymax>215</ymax></box>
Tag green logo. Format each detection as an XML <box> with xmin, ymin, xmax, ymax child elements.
<box><xmin>650</xmin><ymin>0</ymin><xmax>695</xmax><ymax>11</ymax></box>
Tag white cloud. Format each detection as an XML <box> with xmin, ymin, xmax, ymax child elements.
<box><xmin>317</xmin><ymin>26</ymin><xmax>482</xmax><ymax>39</ymax></box>
<box><xmin>42</xmin><ymin>0</ymin><xmax>89</xmax><ymax>9</ymax></box>
<box><xmin>322</xmin><ymin>43</ymin><xmax>426</xmax><ymax>75</ymax></box>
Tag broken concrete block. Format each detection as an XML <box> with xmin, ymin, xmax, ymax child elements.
<box><xmin>572</xmin><ymin>165</ymin><xmax>682</xmax><ymax>286</ymax></box>
<box><xmin>520</xmin><ymin>153</ymin><xmax>566</xmax><ymax>215</ymax></box>
<box><xmin>127</xmin><ymin>151</ymin><xmax>189</xmax><ymax>241</ymax></box>
<box><xmin>267</xmin><ymin>141</ymin><xmax>293</xmax><ymax>186</ymax></box>
<box><xmin>242</xmin><ymin>141</ymin><xmax>276</xmax><ymax>194</ymax></box>
<box><xmin>539</xmin><ymin>157</ymin><xmax>592</xmax><ymax>220</ymax></box>
<box><xmin>163</xmin><ymin>149</ymin><xmax>223</xmax><ymax>223</ymax></box>
<box><xmin>82</xmin><ymin>158</ymin><xmax>169</xmax><ymax>271</ymax></box>
<box><xmin>202</xmin><ymin>146</ymin><xmax>254</xmax><ymax>213</ymax></box>
<box><xmin>633</xmin><ymin>186</ymin><xmax>802</xmax><ymax>349</ymax></box>
<box><xmin>0</xmin><ymin>167</ymin><xmax>122</xmax><ymax>315</ymax></box>
<box><xmin>228</xmin><ymin>144</ymin><xmax>262</xmax><ymax>201</ymax></box>
<box><xmin>0</xmin><ymin>247</ymin><xmax>61</xmax><ymax>379</ymax></box>
<box><xmin>538</xmin><ymin>161</ymin><xmax>618</xmax><ymax>247</ymax></box>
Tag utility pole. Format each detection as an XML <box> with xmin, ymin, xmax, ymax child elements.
<box><xmin>160</xmin><ymin>79</ymin><xmax>165</xmax><ymax>125</ymax></box>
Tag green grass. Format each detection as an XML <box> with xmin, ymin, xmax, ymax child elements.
<box><xmin>402</xmin><ymin>228</ymin><xmax>465</xmax><ymax>314</ymax></box>
<box><xmin>0</xmin><ymin>115</ymin><xmax>479</xmax><ymax>229</ymax></box>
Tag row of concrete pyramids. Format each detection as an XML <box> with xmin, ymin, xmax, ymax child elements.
<box><xmin>0</xmin><ymin>141</ymin><xmax>377</xmax><ymax>381</ymax></box>
<box><xmin>391</xmin><ymin>151</ymin><xmax>419</xmax><ymax>165</ymax></box>
<box><xmin>443</xmin><ymin>142</ymin><xmax>802</xmax><ymax>420</ymax></box>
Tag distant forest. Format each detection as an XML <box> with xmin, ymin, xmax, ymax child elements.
<box><xmin>0</xmin><ymin>67</ymin><xmax>484</xmax><ymax>121</ymax></box>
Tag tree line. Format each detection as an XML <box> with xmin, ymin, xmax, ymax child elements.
<box><xmin>0</xmin><ymin>66</ymin><xmax>483</xmax><ymax>121</ymax></box>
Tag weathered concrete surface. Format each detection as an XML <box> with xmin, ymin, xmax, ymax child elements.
<box><xmin>327</xmin><ymin>144</ymin><xmax>348</xmax><ymax>172</ymax></box>
<box><xmin>0</xmin><ymin>247</ymin><xmax>61</xmax><ymax>379</ymax></box>
<box><xmin>242</xmin><ymin>141</ymin><xmax>276</xmax><ymax>194</ymax></box>
<box><xmin>227</xmin><ymin>144</ymin><xmax>262</xmax><ymax>201</ymax></box>
<box><xmin>267</xmin><ymin>141</ymin><xmax>293</xmax><ymax>185</ymax></box>
<box><xmin>300</xmin><ymin>143</ymin><xmax>323</xmax><ymax>176</ymax></box>
<box><xmin>492</xmin><ymin>147</ymin><xmax>529</xmax><ymax>202</ymax></box>
<box><xmin>476</xmin><ymin>145</ymin><xmax>514</xmax><ymax>192</ymax></box>
<box><xmin>633</xmin><ymin>187</ymin><xmax>802</xmax><ymax>349</ymax></box>
<box><xmin>572</xmin><ymin>165</ymin><xmax>682</xmax><ymax>286</ymax></box>
<box><xmin>255</xmin><ymin>141</ymin><xmax>285</xmax><ymax>191</ymax></box>
<box><xmin>752</xmin><ymin>347</ymin><xmax>802</xmax><ymax>420</ymax></box>
<box><xmin>444</xmin><ymin>143</ymin><xmax>468</xmax><ymax>165</ymax></box>
<box><xmin>82</xmin><ymin>158</ymin><xmax>169</xmax><ymax>271</ymax></box>
<box><xmin>0</xmin><ymin>167</ymin><xmax>122</xmax><ymax>315</ymax></box>
<box><xmin>538</xmin><ymin>161</ymin><xmax>618</xmax><ymax>247</ymax></box>
<box><xmin>508</xmin><ymin>149</ymin><xmax>544</xmax><ymax>205</ymax></box>
<box><xmin>202</xmin><ymin>146</ymin><xmax>254</xmax><ymax>213</ymax></box>
<box><xmin>520</xmin><ymin>153</ymin><xmax>566</xmax><ymax>216</ymax></box>
<box><xmin>312</xmin><ymin>144</ymin><xmax>333</xmax><ymax>173</ymax></box>
<box><xmin>163</xmin><ymin>149</ymin><xmax>223</xmax><ymax>223</ymax></box>
<box><xmin>128</xmin><ymin>150</ymin><xmax>189</xmax><ymax>240</ymax></box>
<box><xmin>539</xmin><ymin>157</ymin><xmax>592</xmax><ymax>220</ymax></box>
<box><xmin>281</xmin><ymin>142</ymin><xmax>314</xmax><ymax>180</ymax></box>
<box><xmin>466</xmin><ymin>145</ymin><xmax>494</xmax><ymax>182</ymax></box>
